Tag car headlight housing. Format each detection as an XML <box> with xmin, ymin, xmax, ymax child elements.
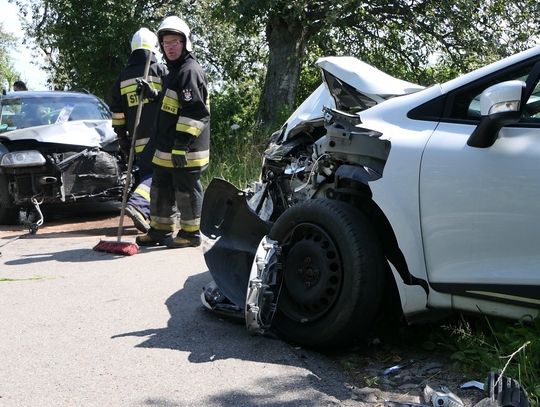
<box><xmin>0</xmin><ymin>150</ymin><xmax>46</xmax><ymax>167</ymax></box>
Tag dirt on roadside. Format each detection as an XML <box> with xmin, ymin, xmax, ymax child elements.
<box><xmin>333</xmin><ymin>341</ymin><xmax>488</xmax><ymax>407</ymax></box>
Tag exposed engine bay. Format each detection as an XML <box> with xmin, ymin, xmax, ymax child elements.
<box><xmin>0</xmin><ymin>120</ymin><xmax>129</xmax><ymax>228</ymax></box>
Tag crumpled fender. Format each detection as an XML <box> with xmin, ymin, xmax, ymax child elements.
<box><xmin>201</xmin><ymin>178</ymin><xmax>272</xmax><ymax>308</ymax></box>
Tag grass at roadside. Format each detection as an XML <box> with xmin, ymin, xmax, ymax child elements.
<box><xmin>203</xmin><ymin>133</ymin><xmax>264</xmax><ymax>189</ymax></box>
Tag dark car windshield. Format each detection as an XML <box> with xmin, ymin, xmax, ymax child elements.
<box><xmin>0</xmin><ymin>94</ymin><xmax>111</xmax><ymax>132</ymax></box>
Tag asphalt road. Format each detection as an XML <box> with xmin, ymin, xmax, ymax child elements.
<box><xmin>0</xmin><ymin>207</ymin><xmax>363</xmax><ymax>407</ymax></box>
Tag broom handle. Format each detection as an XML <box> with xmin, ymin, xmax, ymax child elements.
<box><xmin>117</xmin><ymin>50</ymin><xmax>152</xmax><ymax>242</ymax></box>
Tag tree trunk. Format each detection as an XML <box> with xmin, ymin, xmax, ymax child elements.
<box><xmin>256</xmin><ymin>15</ymin><xmax>309</xmax><ymax>134</ymax></box>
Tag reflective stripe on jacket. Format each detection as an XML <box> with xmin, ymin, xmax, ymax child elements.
<box><xmin>152</xmin><ymin>53</ymin><xmax>210</xmax><ymax>171</ymax></box>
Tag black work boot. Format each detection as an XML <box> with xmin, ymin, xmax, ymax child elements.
<box><xmin>166</xmin><ymin>230</ymin><xmax>201</xmax><ymax>249</ymax></box>
<box><xmin>135</xmin><ymin>229</ymin><xmax>168</xmax><ymax>246</ymax></box>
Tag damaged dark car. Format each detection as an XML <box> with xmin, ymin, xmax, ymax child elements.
<box><xmin>0</xmin><ymin>91</ymin><xmax>129</xmax><ymax>227</ymax></box>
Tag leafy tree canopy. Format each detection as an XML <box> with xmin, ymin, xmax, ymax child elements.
<box><xmin>14</xmin><ymin>0</ymin><xmax>540</xmax><ymax>130</ymax></box>
<box><xmin>212</xmin><ymin>0</ymin><xmax>540</xmax><ymax>128</ymax></box>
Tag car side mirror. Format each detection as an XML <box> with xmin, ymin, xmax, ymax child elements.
<box><xmin>467</xmin><ymin>80</ymin><xmax>525</xmax><ymax>148</ymax></box>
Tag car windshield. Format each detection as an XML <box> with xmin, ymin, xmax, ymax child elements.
<box><xmin>0</xmin><ymin>95</ymin><xmax>111</xmax><ymax>132</ymax></box>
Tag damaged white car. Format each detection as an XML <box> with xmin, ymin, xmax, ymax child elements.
<box><xmin>0</xmin><ymin>91</ymin><xmax>128</xmax><ymax>228</ymax></box>
<box><xmin>201</xmin><ymin>46</ymin><xmax>540</xmax><ymax>348</ymax></box>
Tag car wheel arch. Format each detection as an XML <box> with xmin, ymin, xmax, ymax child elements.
<box><xmin>318</xmin><ymin>176</ymin><xmax>429</xmax><ymax>297</ymax></box>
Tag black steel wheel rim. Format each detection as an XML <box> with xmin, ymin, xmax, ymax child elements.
<box><xmin>278</xmin><ymin>222</ymin><xmax>343</xmax><ymax>322</ymax></box>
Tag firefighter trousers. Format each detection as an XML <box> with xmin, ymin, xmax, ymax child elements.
<box><xmin>149</xmin><ymin>166</ymin><xmax>203</xmax><ymax>236</ymax></box>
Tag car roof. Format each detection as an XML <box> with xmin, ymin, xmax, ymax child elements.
<box><xmin>1</xmin><ymin>90</ymin><xmax>99</xmax><ymax>100</ymax></box>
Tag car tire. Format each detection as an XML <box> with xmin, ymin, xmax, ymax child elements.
<box><xmin>268</xmin><ymin>198</ymin><xmax>385</xmax><ymax>348</ymax></box>
<box><xmin>0</xmin><ymin>174</ymin><xmax>19</xmax><ymax>225</ymax></box>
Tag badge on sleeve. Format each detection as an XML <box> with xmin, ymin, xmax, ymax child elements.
<box><xmin>182</xmin><ymin>89</ymin><xmax>193</xmax><ymax>102</ymax></box>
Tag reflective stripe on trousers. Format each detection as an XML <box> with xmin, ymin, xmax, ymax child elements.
<box><xmin>149</xmin><ymin>167</ymin><xmax>203</xmax><ymax>233</ymax></box>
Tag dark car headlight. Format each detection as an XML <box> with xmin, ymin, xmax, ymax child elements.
<box><xmin>0</xmin><ymin>150</ymin><xmax>46</xmax><ymax>167</ymax></box>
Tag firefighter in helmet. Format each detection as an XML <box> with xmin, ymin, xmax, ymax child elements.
<box><xmin>135</xmin><ymin>16</ymin><xmax>210</xmax><ymax>248</ymax></box>
<box><xmin>110</xmin><ymin>27</ymin><xmax>168</xmax><ymax>233</ymax></box>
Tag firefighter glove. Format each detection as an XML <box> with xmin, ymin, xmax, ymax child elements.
<box><xmin>171</xmin><ymin>148</ymin><xmax>187</xmax><ymax>168</ymax></box>
<box><xmin>136</xmin><ymin>79</ymin><xmax>159</xmax><ymax>101</ymax></box>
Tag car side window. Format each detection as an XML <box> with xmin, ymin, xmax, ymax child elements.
<box><xmin>445</xmin><ymin>60</ymin><xmax>538</xmax><ymax>123</ymax></box>
<box><xmin>522</xmin><ymin>81</ymin><xmax>540</xmax><ymax>121</ymax></box>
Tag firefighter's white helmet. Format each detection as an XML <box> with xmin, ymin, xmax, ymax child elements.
<box><xmin>157</xmin><ymin>16</ymin><xmax>192</xmax><ymax>52</ymax></box>
<box><xmin>131</xmin><ymin>27</ymin><xmax>158</xmax><ymax>53</ymax></box>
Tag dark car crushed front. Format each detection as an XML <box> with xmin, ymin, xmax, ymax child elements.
<box><xmin>0</xmin><ymin>91</ymin><xmax>128</xmax><ymax>226</ymax></box>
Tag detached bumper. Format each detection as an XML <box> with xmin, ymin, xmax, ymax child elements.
<box><xmin>201</xmin><ymin>178</ymin><xmax>271</xmax><ymax>308</ymax></box>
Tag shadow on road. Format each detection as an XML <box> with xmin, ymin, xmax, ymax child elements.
<box><xmin>1</xmin><ymin>229</ymin><xmax>145</xmax><ymax>265</ymax></box>
<box><xmin>112</xmin><ymin>271</ymin><xmax>353</xmax><ymax>405</ymax></box>
<box><xmin>2</xmin><ymin>246</ymin><xmax>138</xmax><ymax>264</ymax></box>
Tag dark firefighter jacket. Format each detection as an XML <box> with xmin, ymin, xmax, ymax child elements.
<box><xmin>110</xmin><ymin>49</ymin><xmax>168</xmax><ymax>161</ymax></box>
<box><xmin>152</xmin><ymin>52</ymin><xmax>210</xmax><ymax>171</ymax></box>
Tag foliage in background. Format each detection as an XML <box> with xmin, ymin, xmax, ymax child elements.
<box><xmin>13</xmin><ymin>0</ymin><xmax>540</xmax><ymax>129</ymax></box>
<box><xmin>203</xmin><ymin>78</ymin><xmax>264</xmax><ymax>188</ymax></box>
<box><xmin>0</xmin><ymin>23</ymin><xmax>19</xmax><ymax>90</ymax></box>
<box><xmin>211</xmin><ymin>0</ymin><xmax>540</xmax><ymax>129</ymax></box>
<box><xmin>403</xmin><ymin>316</ymin><xmax>538</xmax><ymax>405</ymax></box>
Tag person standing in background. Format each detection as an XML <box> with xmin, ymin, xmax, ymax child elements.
<box><xmin>13</xmin><ymin>80</ymin><xmax>27</xmax><ymax>91</ymax></box>
<box><xmin>110</xmin><ymin>27</ymin><xmax>168</xmax><ymax>233</ymax></box>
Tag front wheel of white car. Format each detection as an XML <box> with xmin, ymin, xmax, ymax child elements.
<box><xmin>0</xmin><ymin>174</ymin><xmax>19</xmax><ymax>224</ymax></box>
<box><xmin>269</xmin><ymin>198</ymin><xmax>385</xmax><ymax>348</ymax></box>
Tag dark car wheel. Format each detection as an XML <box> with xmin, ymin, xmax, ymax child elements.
<box><xmin>0</xmin><ymin>174</ymin><xmax>19</xmax><ymax>225</ymax></box>
<box><xmin>269</xmin><ymin>198</ymin><xmax>385</xmax><ymax>348</ymax></box>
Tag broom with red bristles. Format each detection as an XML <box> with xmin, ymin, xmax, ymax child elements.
<box><xmin>93</xmin><ymin>50</ymin><xmax>153</xmax><ymax>256</ymax></box>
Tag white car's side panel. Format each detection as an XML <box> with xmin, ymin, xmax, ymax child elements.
<box><xmin>388</xmin><ymin>263</ymin><xmax>451</xmax><ymax>316</ymax></box>
<box><xmin>420</xmin><ymin>123</ymin><xmax>540</xmax><ymax>286</ymax></box>
<box><xmin>452</xmin><ymin>296</ymin><xmax>539</xmax><ymax>319</ymax></box>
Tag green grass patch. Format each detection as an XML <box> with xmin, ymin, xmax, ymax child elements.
<box><xmin>204</xmin><ymin>128</ymin><xmax>266</xmax><ymax>189</ymax></box>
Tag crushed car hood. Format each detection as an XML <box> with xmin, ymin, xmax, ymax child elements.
<box><xmin>0</xmin><ymin>120</ymin><xmax>116</xmax><ymax>147</ymax></box>
<box><xmin>316</xmin><ymin>56</ymin><xmax>424</xmax><ymax>97</ymax></box>
<box><xmin>282</xmin><ymin>57</ymin><xmax>424</xmax><ymax>141</ymax></box>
